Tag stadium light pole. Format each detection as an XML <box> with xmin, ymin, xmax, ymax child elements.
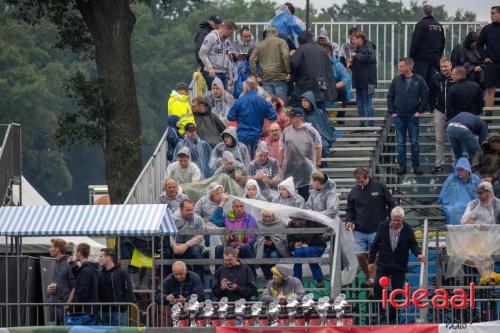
<box><xmin>305</xmin><ymin>0</ymin><xmax>310</xmax><ymax>30</ymax></box>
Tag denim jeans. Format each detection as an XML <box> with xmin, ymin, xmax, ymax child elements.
<box><xmin>293</xmin><ymin>245</ymin><xmax>326</xmax><ymax>281</ymax></box>
<box><xmin>175</xmin><ymin>244</ymin><xmax>204</xmax><ymax>278</ymax></box>
<box><xmin>263</xmin><ymin>81</ymin><xmax>288</xmax><ymax>105</ymax></box>
<box><xmin>202</xmin><ymin>71</ymin><xmax>229</xmax><ymax>90</ymax></box>
<box><xmin>240</xmin><ymin>137</ymin><xmax>260</xmax><ymax>160</ymax></box>
<box><xmin>446</xmin><ymin>125</ymin><xmax>480</xmax><ymax>162</ymax></box>
<box><xmin>356</xmin><ymin>88</ymin><xmax>374</xmax><ymax>126</ymax></box>
<box><xmin>261</xmin><ymin>245</ymin><xmax>281</xmax><ymax>280</ymax></box>
<box><xmin>393</xmin><ymin>115</ymin><xmax>420</xmax><ymax>167</ymax></box>
<box><xmin>101</xmin><ymin>311</ymin><xmax>127</xmax><ymax>326</ymax></box>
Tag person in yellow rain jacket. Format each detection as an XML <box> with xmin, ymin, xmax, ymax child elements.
<box><xmin>167</xmin><ymin>83</ymin><xmax>195</xmax><ymax>135</ymax></box>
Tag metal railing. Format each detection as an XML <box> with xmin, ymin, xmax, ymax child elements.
<box><xmin>124</xmin><ymin>127</ymin><xmax>169</xmax><ymax>205</ymax></box>
<box><xmin>0</xmin><ymin>124</ymin><xmax>22</xmax><ymax>206</ymax></box>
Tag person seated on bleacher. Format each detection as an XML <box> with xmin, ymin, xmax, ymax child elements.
<box><xmin>287</xmin><ymin>214</ymin><xmax>328</xmax><ymax>288</ymax></box>
<box><xmin>212</xmin><ymin>151</ymin><xmax>247</xmax><ymax>186</ymax></box>
<box><xmin>461</xmin><ymin>182</ymin><xmax>500</xmax><ymax>224</ymax></box>
<box><xmin>191</xmin><ymin>97</ymin><xmax>226</xmax><ymax>148</ymax></box>
<box><xmin>212</xmin><ymin>247</ymin><xmax>257</xmax><ymax>301</ymax></box>
<box><xmin>272</xmin><ymin>177</ymin><xmax>305</xmax><ymax>208</ymax></box>
<box><xmin>262</xmin><ymin>264</ymin><xmax>304</xmax><ymax>304</ymax></box>
<box><xmin>171</xmin><ymin>200</ymin><xmax>205</xmax><ymax>278</ymax></box>
<box><xmin>439</xmin><ymin>157</ymin><xmax>481</xmax><ymax>225</ymax></box>
<box><xmin>247</xmin><ymin>141</ymin><xmax>282</xmax><ymax>200</ymax></box>
<box><xmin>345</xmin><ymin>167</ymin><xmax>396</xmax><ymax>288</ymax></box>
<box><xmin>306</xmin><ymin>171</ymin><xmax>339</xmax><ymax>219</ymax></box>
<box><xmin>157</xmin><ymin>178</ymin><xmax>189</xmax><ymax>212</ymax></box>
<box><xmin>300</xmin><ymin>91</ymin><xmax>336</xmax><ymax>158</ymax></box>
<box><xmin>209</xmin><ymin>127</ymin><xmax>251</xmax><ymax>172</ymax></box>
<box><xmin>255</xmin><ymin>210</ymin><xmax>289</xmax><ymax>280</ymax></box>
<box><xmin>472</xmin><ymin>133</ymin><xmax>500</xmax><ymax>197</ymax></box>
<box><xmin>173</xmin><ymin>123</ymin><xmax>213</xmax><ymax>179</ymax></box>
<box><xmin>155</xmin><ymin>261</ymin><xmax>205</xmax><ymax>326</ymax></box>
<box><xmin>446</xmin><ymin>111</ymin><xmax>488</xmax><ymax>163</ymax></box>
<box><xmin>166</xmin><ymin>147</ymin><xmax>202</xmax><ymax>185</ymax></box>
<box><xmin>244</xmin><ymin>179</ymin><xmax>267</xmax><ymax>201</ymax></box>
<box><xmin>369</xmin><ymin>206</ymin><xmax>425</xmax><ymax>324</ymax></box>
<box><xmin>211</xmin><ymin>198</ymin><xmax>257</xmax><ymax>262</ymax></box>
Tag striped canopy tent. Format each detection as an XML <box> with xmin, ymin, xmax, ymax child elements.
<box><xmin>0</xmin><ymin>204</ymin><xmax>176</xmax><ymax>237</ymax></box>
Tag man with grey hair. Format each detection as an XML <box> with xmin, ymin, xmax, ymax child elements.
<box><xmin>369</xmin><ymin>206</ymin><xmax>426</xmax><ymax>323</ymax></box>
<box><xmin>409</xmin><ymin>4</ymin><xmax>445</xmax><ymax>86</ymax></box>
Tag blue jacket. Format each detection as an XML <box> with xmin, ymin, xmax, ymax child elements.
<box><xmin>387</xmin><ymin>74</ymin><xmax>429</xmax><ymax>116</ymax></box>
<box><xmin>300</xmin><ymin>91</ymin><xmax>336</xmax><ymax>156</ymax></box>
<box><xmin>234</xmin><ymin>60</ymin><xmax>252</xmax><ymax>99</ymax></box>
<box><xmin>270</xmin><ymin>6</ymin><xmax>304</xmax><ymax>47</ymax></box>
<box><xmin>332</xmin><ymin>56</ymin><xmax>352</xmax><ymax>102</ymax></box>
<box><xmin>227</xmin><ymin>90</ymin><xmax>277</xmax><ymax>144</ymax></box>
<box><xmin>439</xmin><ymin>158</ymin><xmax>481</xmax><ymax>225</ymax></box>
<box><xmin>448</xmin><ymin>112</ymin><xmax>488</xmax><ymax>145</ymax></box>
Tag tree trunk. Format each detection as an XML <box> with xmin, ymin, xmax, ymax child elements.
<box><xmin>76</xmin><ymin>0</ymin><xmax>142</xmax><ymax>203</ymax></box>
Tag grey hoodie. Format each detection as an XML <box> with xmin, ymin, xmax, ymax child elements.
<box><xmin>254</xmin><ymin>215</ymin><xmax>289</xmax><ymax>259</ymax></box>
<box><xmin>262</xmin><ymin>265</ymin><xmax>305</xmax><ymax>303</ymax></box>
<box><xmin>194</xmin><ymin>183</ymin><xmax>223</xmax><ymax>225</ymax></box>
<box><xmin>199</xmin><ymin>29</ymin><xmax>232</xmax><ymax>73</ymax></box>
<box><xmin>209</xmin><ymin>127</ymin><xmax>251</xmax><ymax>171</ymax></box>
<box><xmin>306</xmin><ymin>178</ymin><xmax>339</xmax><ymax>219</ymax></box>
<box><xmin>170</xmin><ymin>208</ymin><xmax>205</xmax><ymax>246</ymax></box>
<box><xmin>272</xmin><ymin>177</ymin><xmax>305</xmax><ymax>208</ymax></box>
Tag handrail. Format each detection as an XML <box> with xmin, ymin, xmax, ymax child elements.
<box><xmin>124</xmin><ymin>128</ymin><xmax>169</xmax><ymax>204</ymax></box>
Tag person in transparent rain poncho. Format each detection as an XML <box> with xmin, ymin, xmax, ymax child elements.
<box><xmin>244</xmin><ymin>179</ymin><xmax>267</xmax><ymax>201</ymax></box>
<box><xmin>209</xmin><ymin>127</ymin><xmax>251</xmax><ymax>172</ymax></box>
<box><xmin>272</xmin><ymin>176</ymin><xmax>305</xmax><ymax>208</ymax></box>
<box><xmin>279</xmin><ymin>107</ymin><xmax>322</xmax><ymax>201</ymax></box>
<box><xmin>461</xmin><ymin>181</ymin><xmax>500</xmax><ymax>224</ymax></box>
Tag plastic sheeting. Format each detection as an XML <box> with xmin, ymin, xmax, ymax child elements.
<box><xmin>236</xmin><ymin>197</ymin><xmax>358</xmax><ymax>286</ymax></box>
<box><xmin>180</xmin><ymin>173</ymin><xmax>244</xmax><ymax>203</ymax></box>
<box><xmin>446</xmin><ymin>224</ymin><xmax>500</xmax><ymax>278</ymax></box>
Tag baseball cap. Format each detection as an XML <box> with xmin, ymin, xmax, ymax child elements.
<box><xmin>477</xmin><ymin>182</ymin><xmax>493</xmax><ymax>193</ymax></box>
<box><xmin>289</xmin><ymin>107</ymin><xmax>305</xmax><ymax>118</ymax></box>
<box><xmin>184</xmin><ymin>123</ymin><xmax>197</xmax><ymax>132</ymax></box>
<box><xmin>208</xmin><ymin>15</ymin><xmax>221</xmax><ymax>24</ymax></box>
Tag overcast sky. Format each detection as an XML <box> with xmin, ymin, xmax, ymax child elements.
<box><xmin>285</xmin><ymin>0</ymin><xmax>495</xmax><ymax>21</ymax></box>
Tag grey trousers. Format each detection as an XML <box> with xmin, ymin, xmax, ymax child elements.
<box><xmin>433</xmin><ymin>111</ymin><xmax>447</xmax><ymax>167</ymax></box>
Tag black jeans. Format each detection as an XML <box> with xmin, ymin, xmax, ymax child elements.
<box><xmin>374</xmin><ymin>266</ymin><xmax>406</xmax><ymax>324</ymax></box>
<box><xmin>413</xmin><ymin>60</ymin><xmax>439</xmax><ymax>87</ymax></box>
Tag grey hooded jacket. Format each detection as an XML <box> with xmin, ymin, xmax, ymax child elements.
<box><xmin>199</xmin><ymin>29</ymin><xmax>232</xmax><ymax>73</ymax></box>
<box><xmin>262</xmin><ymin>265</ymin><xmax>305</xmax><ymax>303</ymax></box>
<box><xmin>272</xmin><ymin>177</ymin><xmax>305</xmax><ymax>208</ymax></box>
<box><xmin>306</xmin><ymin>178</ymin><xmax>339</xmax><ymax>219</ymax></box>
<box><xmin>209</xmin><ymin>127</ymin><xmax>251</xmax><ymax>171</ymax></box>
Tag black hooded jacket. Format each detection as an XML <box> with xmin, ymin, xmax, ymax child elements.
<box><xmin>98</xmin><ymin>265</ymin><xmax>134</xmax><ymax>305</ymax></box>
<box><xmin>195</xmin><ymin>22</ymin><xmax>214</xmax><ymax>66</ymax></box>
<box><xmin>72</xmin><ymin>261</ymin><xmax>99</xmax><ymax>303</ymax></box>
<box><xmin>291</xmin><ymin>32</ymin><xmax>336</xmax><ymax>103</ymax></box>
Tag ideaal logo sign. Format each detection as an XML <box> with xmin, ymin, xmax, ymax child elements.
<box><xmin>380</xmin><ymin>277</ymin><xmax>475</xmax><ymax>309</ymax></box>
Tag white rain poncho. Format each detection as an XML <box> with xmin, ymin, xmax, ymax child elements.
<box><xmin>204</xmin><ymin>77</ymin><xmax>235</xmax><ymax>121</ymax></box>
<box><xmin>279</xmin><ymin>123</ymin><xmax>321</xmax><ymax>188</ymax></box>
<box><xmin>244</xmin><ymin>179</ymin><xmax>267</xmax><ymax>201</ymax></box>
<box><xmin>233</xmin><ymin>196</ymin><xmax>358</xmax><ymax>286</ymax></box>
<box><xmin>461</xmin><ymin>199</ymin><xmax>497</xmax><ymax>225</ymax></box>
<box><xmin>166</xmin><ymin>147</ymin><xmax>202</xmax><ymax>184</ymax></box>
<box><xmin>273</xmin><ymin>177</ymin><xmax>305</xmax><ymax>208</ymax></box>
<box><xmin>446</xmin><ymin>224</ymin><xmax>500</xmax><ymax>278</ymax></box>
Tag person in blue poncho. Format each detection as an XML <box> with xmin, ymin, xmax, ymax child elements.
<box><xmin>270</xmin><ymin>4</ymin><xmax>304</xmax><ymax>48</ymax></box>
<box><xmin>439</xmin><ymin>157</ymin><xmax>481</xmax><ymax>225</ymax></box>
<box><xmin>332</xmin><ymin>56</ymin><xmax>352</xmax><ymax>123</ymax></box>
<box><xmin>299</xmin><ymin>91</ymin><xmax>336</xmax><ymax>158</ymax></box>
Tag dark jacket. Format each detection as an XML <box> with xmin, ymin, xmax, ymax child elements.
<box><xmin>193</xmin><ymin>109</ymin><xmax>226</xmax><ymax>148</ymax></box>
<box><xmin>477</xmin><ymin>22</ymin><xmax>500</xmax><ymax>64</ymax></box>
<box><xmin>456</xmin><ymin>32</ymin><xmax>483</xmax><ymax>68</ymax></box>
<box><xmin>98</xmin><ymin>265</ymin><xmax>134</xmax><ymax>311</ymax></box>
<box><xmin>195</xmin><ymin>22</ymin><xmax>214</xmax><ymax>66</ymax></box>
<box><xmin>47</xmin><ymin>255</ymin><xmax>76</xmax><ymax>303</ymax></box>
<box><xmin>472</xmin><ymin>133</ymin><xmax>500</xmax><ymax>180</ymax></box>
<box><xmin>368</xmin><ymin>221</ymin><xmax>421</xmax><ymax>272</ymax></box>
<box><xmin>409</xmin><ymin>15</ymin><xmax>445</xmax><ymax>63</ymax></box>
<box><xmin>155</xmin><ymin>271</ymin><xmax>205</xmax><ymax>305</ymax></box>
<box><xmin>291</xmin><ymin>32</ymin><xmax>336</xmax><ymax>102</ymax></box>
<box><xmin>346</xmin><ymin>179</ymin><xmax>396</xmax><ymax>234</ymax></box>
<box><xmin>448</xmin><ymin>112</ymin><xmax>488</xmax><ymax>144</ymax></box>
<box><xmin>429</xmin><ymin>72</ymin><xmax>453</xmax><ymax>115</ymax></box>
<box><xmin>301</xmin><ymin>91</ymin><xmax>336</xmax><ymax>153</ymax></box>
<box><xmin>287</xmin><ymin>220</ymin><xmax>327</xmax><ymax>252</ymax></box>
<box><xmin>446</xmin><ymin>79</ymin><xmax>483</xmax><ymax>120</ymax></box>
<box><xmin>72</xmin><ymin>261</ymin><xmax>99</xmax><ymax>303</ymax></box>
<box><xmin>351</xmin><ymin>40</ymin><xmax>377</xmax><ymax>90</ymax></box>
<box><xmin>212</xmin><ymin>263</ymin><xmax>257</xmax><ymax>301</ymax></box>
<box><xmin>387</xmin><ymin>74</ymin><xmax>429</xmax><ymax>116</ymax></box>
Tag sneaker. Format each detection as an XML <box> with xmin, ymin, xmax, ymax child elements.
<box><xmin>413</xmin><ymin>167</ymin><xmax>424</xmax><ymax>175</ymax></box>
<box><xmin>396</xmin><ymin>166</ymin><xmax>406</xmax><ymax>176</ymax></box>
<box><xmin>432</xmin><ymin>166</ymin><xmax>445</xmax><ymax>174</ymax></box>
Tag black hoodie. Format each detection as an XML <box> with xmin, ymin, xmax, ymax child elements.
<box><xmin>98</xmin><ymin>265</ymin><xmax>134</xmax><ymax>311</ymax></box>
<box><xmin>72</xmin><ymin>261</ymin><xmax>99</xmax><ymax>303</ymax></box>
<box><xmin>195</xmin><ymin>22</ymin><xmax>214</xmax><ymax>66</ymax></box>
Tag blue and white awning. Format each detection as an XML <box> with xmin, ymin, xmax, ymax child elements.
<box><xmin>0</xmin><ymin>204</ymin><xmax>176</xmax><ymax>237</ymax></box>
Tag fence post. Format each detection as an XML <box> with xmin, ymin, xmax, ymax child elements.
<box><xmin>418</xmin><ymin>218</ymin><xmax>429</xmax><ymax>323</ymax></box>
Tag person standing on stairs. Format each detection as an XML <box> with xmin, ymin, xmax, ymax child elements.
<box><xmin>387</xmin><ymin>58</ymin><xmax>429</xmax><ymax>176</ymax></box>
<box><xmin>429</xmin><ymin>57</ymin><xmax>454</xmax><ymax>174</ymax></box>
<box><xmin>345</xmin><ymin>167</ymin><xmax>396</xmax><ymax>288</ymax></box>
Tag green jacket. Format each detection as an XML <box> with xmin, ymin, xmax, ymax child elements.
<box><xmin>249</xmin><ymin>28</ymin><xmax>290</xmax><ymax>82</ymax></box>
